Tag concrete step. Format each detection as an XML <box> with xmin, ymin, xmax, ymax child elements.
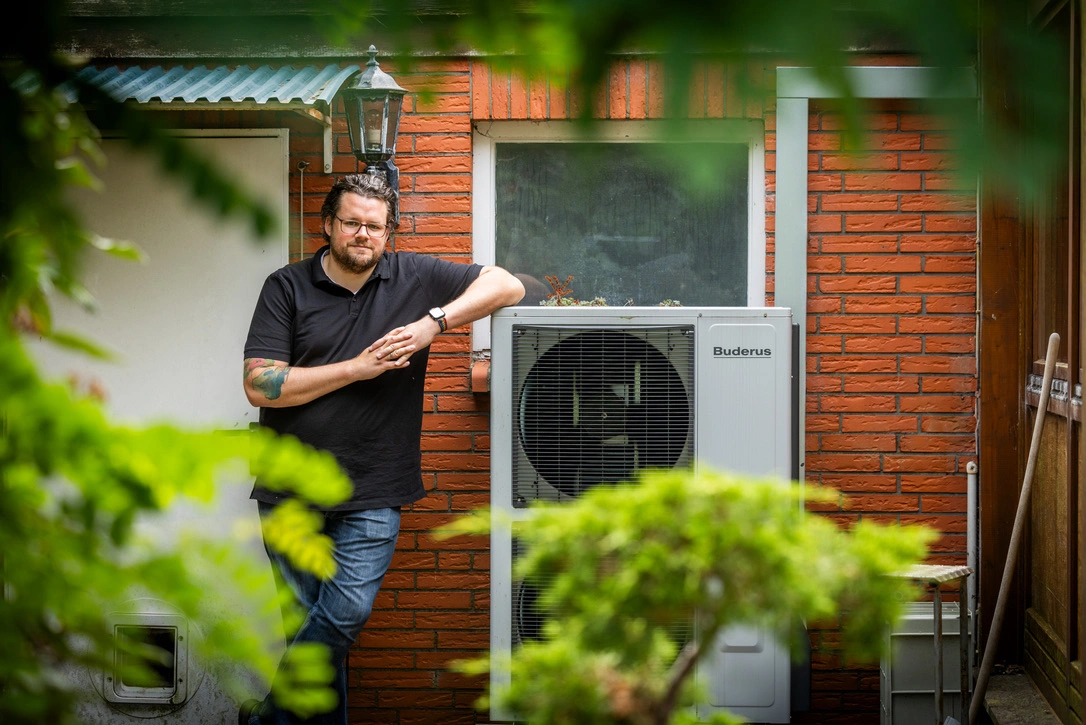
<box><xmin>984</xmin><ymin>672</ymin><xmax>1062</xmax><ymax>725</ymax></box>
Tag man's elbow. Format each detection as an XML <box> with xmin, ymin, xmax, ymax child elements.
<box><xmin>493</xmin><ymin>268</ymin><xmax>525</xmax><ymax>307</ymax></box>
<box><xmin>244</xmin><ymin>386</ymin><xmax>265</xmax><ymax>409</ymax></box>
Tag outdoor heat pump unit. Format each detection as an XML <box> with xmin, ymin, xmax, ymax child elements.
<box><xmin>490</xmin><ymin>306</ymin><xmax>797</xmax><ymax>723</ymax></box>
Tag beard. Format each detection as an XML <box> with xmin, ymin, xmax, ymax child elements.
<box><xmin>330</xmin><ymin>240</ymin><xmax>382</xmax><ymax>274</ymax></box>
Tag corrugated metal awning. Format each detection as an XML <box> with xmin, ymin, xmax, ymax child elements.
<box><xmin>74</xmin><ymin>63</ymin><xmax>364</xmax><ymax>173</ymax></box>
<box><xmin>75</xmin><ymin>63</ymin><xmax>361</xmax><ymax>110</ymax></box>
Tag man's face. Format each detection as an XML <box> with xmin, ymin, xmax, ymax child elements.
<box><xmin>324</xmin><ymin>192</ymin><xmax>390</xmax><ymax>275</ymax></box>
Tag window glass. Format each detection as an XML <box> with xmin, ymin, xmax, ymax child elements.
<box><xmin>494</xmin><ymin>142</ymin><xmax>749</xmax><ymax>306</ymax></box>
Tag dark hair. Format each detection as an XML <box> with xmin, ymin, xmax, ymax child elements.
<box><xmin>320</xmin><ymin>173</ymin><xmax>398</xmax><ymax>242</ymax></box>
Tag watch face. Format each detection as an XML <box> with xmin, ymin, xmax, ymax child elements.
<box><xmin>429</xmin><ymin>307</ymin><xmax>445</xmax><ymax>319</ymax></box>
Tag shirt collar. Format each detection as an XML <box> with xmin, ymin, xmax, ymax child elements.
<box><xmin>310</xmin><ymin>245</ymin><xmax>392</xmax><ymax>291</ymax></box>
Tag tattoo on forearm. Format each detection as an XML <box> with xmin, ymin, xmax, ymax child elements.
<box><xmin>244</xmin><ymin>358</ymin><xmax>291</xmax><ymax>400</ymax></box>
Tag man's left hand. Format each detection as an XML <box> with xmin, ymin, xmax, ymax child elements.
<box><xmin>369</xmin><ymin>316</ymin><xmax>440</xmax><ymax>364</ymax></box>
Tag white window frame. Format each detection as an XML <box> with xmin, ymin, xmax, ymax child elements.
<box><xmin>471</xmin><ymin>119</ymin><xmax>766</xmax><ymax>350</ymax></box>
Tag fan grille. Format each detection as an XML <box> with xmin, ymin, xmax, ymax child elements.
<box><xmin>511</xmin><ymin>326</ymin><xmax>694</xmax><ymax>506</ymax></box>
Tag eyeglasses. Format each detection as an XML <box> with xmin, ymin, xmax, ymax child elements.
<box><xmin>335</xmin><ymin>215</ymin><xmax>388</xmax><ymax>236</ymax></box>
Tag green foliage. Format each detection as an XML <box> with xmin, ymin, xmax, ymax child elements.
<box><xmin>0</xmin><ymin>26</ymin><xmax>346</xmax><ymax>725</ymax></box>
<box><xmin>327</xmin><ymin>0</ymin><xmax>1061</xmax><ymax>201</ymax></box>
<box><xmin>446</xmin><ymin>468</ymin><xmax>933</xmax><ymax>725</ymax></box>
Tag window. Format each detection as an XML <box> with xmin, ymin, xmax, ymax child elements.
<box><xmin>472</xmin><ymin>120</ymin><xmax>765</xmax><ymax>348</ymax></box>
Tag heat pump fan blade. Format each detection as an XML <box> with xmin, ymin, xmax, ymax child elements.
<box><xmin>519</xmin><ymin>330</ymin><xmax>690</xmax><ymax>498</ymax></box>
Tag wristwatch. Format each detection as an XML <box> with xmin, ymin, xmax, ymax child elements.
<box><xmin>428</xmin><ymin>306</ymin><xmax>448</xmax><ymax>333</ymax></box>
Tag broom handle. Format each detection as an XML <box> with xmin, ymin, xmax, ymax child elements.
<box><xmin>967</xmin><ymin>332</ymin><xmax>1060</xmax><ymax>725</ymax></box>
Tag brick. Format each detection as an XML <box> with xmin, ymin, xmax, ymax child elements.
<box><xmin>900</xmin><ymin>355</ymin><xmax>975</xmax><ymax>374</ymax></box>
<box><xmin>549</xmin><ymin>75</ymin><xmax>569</xmax><ymax>119</ymax></box>
<box><xmin>391</xmin><ymin>551</ymin><xmax>438</xmax><ymax>569</ymax></box>
<box><xmin>843</xmin><ymin>256</ymin><xmax>923</xmax><ymax>274</ymax></box>
<box><xmin>364</xmin><ymin>609</ymin><xmax>416</xmax><ymax>629</ymax></box>
<box><xmin>899</xmin><ymin>276</ymin><xmax>975</xmax><ymax>294</ymax></box>
<box><xmin>810</xmin><ymin>173</ymin><xmax>844</xmax><ymax>191</ymax></box>
<box><xmin>528</xmin><ymin>75</ymin><xmax>547</xmax><ymax>119</ymax></box>
<box><xmin>900</xmin><ymin>433</ymin><xmax>974</xmax><ymax>453</ymax></box>
<box><xmin>818</xmin><ymin>434</ymin><xmax>897</xmax><ymax>452</ymax></box>
<box><xmin>900</xmin><ymin>475</ymin><xmax>965</xmax><ymax>492</ymax></box>
<box><xmin>434</xmin><ymin>473</ymin><xmax>491</xmax><ymax>492</ymax></box>
<box><xmin>809</xmin><ymin>295</ymin><xmax>843</xmax><ymax>313</ymax></box>
<box><xmin>922</xmin><ymin>495</ymin><xmax>967</xmax><ymax>512</ymax></box>
<box><xmin>899</xmin><ymin>395</ymin><xmax>974</xmax><ymax>413</ymax></box>
<box><xmin>808</xmin><ymin>335</ymin><xmax>844</xmax><ymax>353</ymax></box>
<box><xmin>396</xmin><ymin>235</ymin><xmax>472</xmax><ymax>254</ymax></box>
<box><xmin>808</xmin><ymin>373</ymin><xmax>844</xmax><ymax>392</ymax></box>
<box><xmin>414</xmin><ymin>215</ymin><xmax>472</xmax><ymax>234</ymax></box>
<box><xmin>820</xmin><ymin>235</ymin><xmax>898</xmax><ymax>253</ymax></box>
<box><xmin>399</xmin><ymin>115</ymin><xmax>472</xmax><ymax>134</ymax></box>
<box><xmin>844</xmin><ymin>214</ymin><xmax>924</xmax><ymax>232</ymax></box>
<box><xmin>925</xmin><ymin>295</ymin><xmax>977</xmax><ymax>314</ymax></box>
<box><xmin>396</xmin><ymin>155</ymin><xmax>472</xmax><ymax>174</ymax></box>
<box><xmin>819</xmin><ymin>395</ymin><xmax>897</xmax><ymax>413</ymax></box>
<box><xmin>882</xmin><ymin>455</ymin><xmax>958</xmax><ymax>473</ymax></box>
<box><xmin>628</xmin><ymin>60</ymin><xmax>648</xmax><ymax>119</ymax></box>
<box><xmin>841</xmin><ymin>375</ymin><xmax>919</xmax><ymax>393</ymax></box>
<box><xmin>809</xmin><ymin>132</ymin><xmax>842</xmax><ymax>151</ymax></box>
<box><xmin>898</xmin><ymin>316</ymin><xmax>975</xmax><ymax>334</ymax></box>
<box><xmin>609</xmin><ymin>62</ymin><xmax>629</xmax><ymax>119</ymax></box>
<box><xmin>924</xmin><ymin>215</ymin><xmax>977</xmax><ymax>233</ymax></box>
<box><xmin>399</xmin><ymin>195</ymin><xmax>471</xmax><ymax>214</ymax></box>
<box><xmin>923</xmin><ymin>254</ymin><xmax>976</xmax><ymax>273</ymax></box>
<box><xmin>810</xmin><ymin>214</ymin><xmax>844</xmax><ymax>232</ymax></box>
<box><xmin>840</xmin><ymin>414</ymin><xmax>918</xmax><ymax>432</ymax></box>
<box><xmin>899</xmin><ymin>193</ymin><xmax>975</xmax><ymax>212</ymax></box>
<box><xmin>413</xmin><ymin>135</ymin><xmax>472</xmax><ymax>154</ymax></box>
<box><xmin>395</xmin><ymin>590</ymin><xmax>473</xmax><ymax>609</ymax></box>
<box><xmin>899</xmin><ymin>234</ymin><xmax>976</xmax><ymax>253</ymax></box>
<box><xmin>843</xmin><ymin>335</ymin><xmax>922</xmax><ymax>354</ymax></box>
<box><xmin>925</xmin><ymin>336</ymin><xmax>976</xmax><ymax>353</ymax></box>
<box><xmin>862</xmin><ymin>132</ymin><xmax>921</xmax><ymax>151</ymax></box>
<box><xmin>821</xmin><ymin>152</ymin><xmax>901</xmax><ymax>171</ymax></box>
<box><xmin>807</xmin><ymin>414</ymin><xmax>841</xmax><ymax>432</ymax></box>
<box><xmin>818</xmin><ymin>356</ymin><xmax>898</xmax><ymax>373</ymax></box>
<box><xmin>842</xmin><ymin>494</ymin><xmax>919</xmax><ymax>512</ymax></box>
<box><xmin>819</xmin><ymin>474</ymin><xmax>898</xmax><ymax>492</ymax></box>
<box><xmin>436</xmin><ymin>552</ymin><xmax>475</xmax><ymax>570</ymax></box>
<box><xmin>818</xmin><ymin>275</ymin><xmax>897</xmax><ymax>294</ymax></box>
<box><xmin>844</xmin><ymin>172</ymin><xmax>922</xmax><ymax>191</ymax></box>
<box><xmin>357</xmin><ymin>631</ymin><xmax>436</xmax><ymax>648</ymax></box>
<box><xmin>921</xmin><ymin>376</ymin><xmax>977</xmax><ymax>393</ymax></box>
<box><xmin>843</xmin><ymin>296</ymin><xmax>922</xmax><ymax>314</ymax></box>
<box><xmin>413</xmin><ymin>175</ymin><xmax>471</xmax><ymax>193</ymax></box>
<box><xmin>449</xmin><ymin>492</ymin><xmax>490</xmax><ymax>511</ymax></box>
<box><xmin>809</xmin><ymin>255</ymin><xmax>844</xmax><ymax>273</ymax></box>
<box><xmin>378</xmin><ymin>691</ymin><xmax>456</xmax><ymax>708</ymax></box>
<box><xmin>805</xmin><ymin>453</ymin><xmax>883</xmax><ymax>472</ymax></box>
<box><xmin>925</xmin><ymin>172</ymin><xmax>975</xmax><ymax>191</ymax></box>
<box><xmin>900</xmin><ymin>152</ymin><xmax>958</xmax><ymax>171</ymax></box>
<box><xmin>818</xmin><ymin>315</ymin><xmax>897</xmax><ymax>334</ymax></box>
<box><xmin>821</xmin><ymin>193</ymin><xmax>900</xmax><ymax>212</ymax></box>
<box><xmin>422</xmin><ymin>414</ymin><xmax>489</xmax><ymax>432</ymax></box>
<box><xmin>415</xmin><ymin>94</ymin><xmax>472</xmax><ymax>115</ymax></box>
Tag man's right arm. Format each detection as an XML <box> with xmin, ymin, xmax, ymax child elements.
<box><xmin>243</xmin><ymin>341</ymin><xmax>410</xmax><ymax>409</ymax></box>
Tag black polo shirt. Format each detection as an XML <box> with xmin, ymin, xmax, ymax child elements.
<box><xmin>244</xmin><ymin>247</ymin><xmax>482</xmax><ymax>511</ymax></box>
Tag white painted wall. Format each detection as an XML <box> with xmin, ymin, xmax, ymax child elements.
<box><xmin>32</xmin><ymin>131</ymin><xmax>290</xmax><ymax>723</ymax></box>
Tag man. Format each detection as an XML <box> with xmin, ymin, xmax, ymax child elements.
<box><xmin>240</xmin><ymin>173</ymin><xmax>524</xmax><ymax>724</ymax></box>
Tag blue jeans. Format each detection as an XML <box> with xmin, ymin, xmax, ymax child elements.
<box><xmin>252</xmin><ymin>502</ymin><xmax>401</xmax><ymax>725</ymax></box>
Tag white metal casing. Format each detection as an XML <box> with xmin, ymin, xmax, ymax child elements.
<box><xmin>490</xmin><ymin>306</ymin><xmax>794</xmax><ymax>723</ymax></box>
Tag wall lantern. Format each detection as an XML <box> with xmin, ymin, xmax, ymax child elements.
<box><xmin>340</xmin><ymin>45</ymin><xmax>408</xmax><ymax>186</ymax></box>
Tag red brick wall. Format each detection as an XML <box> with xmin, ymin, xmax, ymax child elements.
<box><xmin>788</xmin><ymin>100</ymin><xmax>977</xmax><ymax>724</ymax></box>
<box><xmin>171</xmin><ymin>59</ymin><xmax>976</xmax><ymax>724</ymax></box>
